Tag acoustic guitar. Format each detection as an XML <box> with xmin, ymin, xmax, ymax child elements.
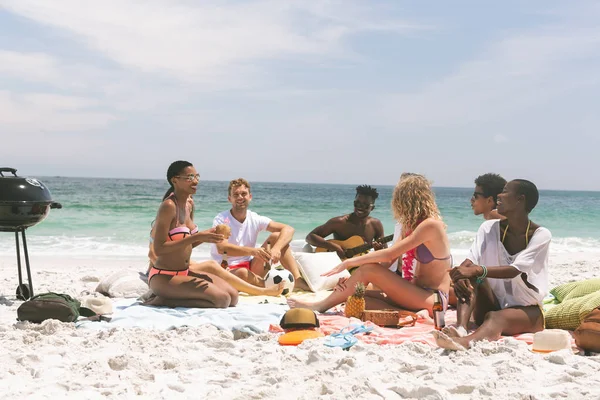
<box><xmin>315</xmin><ymin>234</ymin><xmax>394</xmax><ymax>259</ymax></box>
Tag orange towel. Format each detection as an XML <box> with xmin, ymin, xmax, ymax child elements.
<box><xmin>270</xmin><ymin>309</ymin><xmax>551</xmax><ymax>347</ymax></box>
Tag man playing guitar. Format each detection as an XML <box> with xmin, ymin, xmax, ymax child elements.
<box><xmin>306</xmin><ymin>185</ymin><xmax>388</xmax><ymax>260</ymax></box>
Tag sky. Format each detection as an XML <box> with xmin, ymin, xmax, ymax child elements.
<box><xmin>1</xmin><ymin>1</ymin><xmax>599</xmax><ymax>190</ymax></box>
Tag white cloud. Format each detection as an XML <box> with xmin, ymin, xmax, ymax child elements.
<box><xmin>493</xmin><ymin>134</ymin><xmax>508</xmax><ymax>143</ymax></box>
<box><xmin>1</xmin><ymin>0</ymin><xmax>425</xmax><ymax>85</ymax></box>
<box><xmin>0</xmin><ymin>50</ymin><xmax>61</xmax><ymax>82</ymax></box>
<box><xmin>379</xmin><ymin>23</ymin><xmax>600</xmax><ymax>128</ymax></box>
<box><xmin>0</xmin><ymin>91</ymin><xmax>115</xmax><ymax>133</ymax></box>
<box><xmin>0</xmin><ymin>0</ymin><xmax>428</xmax><ymax>135</ymax></box>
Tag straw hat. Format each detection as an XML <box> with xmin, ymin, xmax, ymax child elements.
<box><xmin>81</xmin><ymin>295</ymin><xmax>113</xmax><ymax>316</ymax></box>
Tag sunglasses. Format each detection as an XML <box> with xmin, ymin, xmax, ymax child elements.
<box><xmin>176</xmin><ymin>174</ymin><xmax>200</xmax><ymax>182</ymax></box>
<box><xmin>354</xmin><ymin>200</ymin><xmax>374</xmax><ymax>209</ymax></box>
<box><xmin>472</xmin><ymin>191</ymin><xmax>486</xmax><ymax>199</ymax></box>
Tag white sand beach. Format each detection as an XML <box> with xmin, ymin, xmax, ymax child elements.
<box><xmin>1</xmin><ymin>252</ymin><xmax>600</xmax><ymax>400</ymax></box>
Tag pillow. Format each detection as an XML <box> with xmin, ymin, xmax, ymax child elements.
<box><xmin>549</xmin><ymin>278</ymin><xmax>600</xmax><ymax>302</ymax></box>
<box><xmin>294</xmin><ymin>252</ymin><xmax>349</xmax><ymax>292</ymax></box>
<box><xmin>574</xmin><ymin>307</ymin><xmax>600</xmax><ymax>353</ymax></box>
<box><xmin>96</xmin><ymin>271</ymin><xmax>149</xmax><ymax>298</ymax></box>
<box><xmin>545</xmin><ymin>291</ymin><xmax>600</xmax><ymax>331</ymax></box>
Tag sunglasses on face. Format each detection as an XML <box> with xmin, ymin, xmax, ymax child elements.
<box><xmin>354</xmin><ymin>200</ymin><xmax>374</xmax><ymax>209</ymax></box>
<box><xmin>472</xmin><ymin>191</ymin><xmax>486</xmax><ymax>199</ymax></box>
<box><xmin>176</xmin><ymin>174</ymin><xmax>200</xmax><ymax>182</ymax></box>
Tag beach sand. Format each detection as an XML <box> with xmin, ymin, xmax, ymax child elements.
<box><xmin>1</xmin><ymin>252</ymin><xmax>600</xmax><ymax>400</ymax></box>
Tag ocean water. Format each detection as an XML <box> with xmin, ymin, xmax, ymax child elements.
<box><xmin>1</xmin><ymin>177</ymin><xmax>599</xmax><ymax>261</ymax></box>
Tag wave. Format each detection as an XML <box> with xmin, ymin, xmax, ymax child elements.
<box><xmin>1</xmin><ymin>234</ymin><xmax>599</xmax><ymax>259</ymax></box>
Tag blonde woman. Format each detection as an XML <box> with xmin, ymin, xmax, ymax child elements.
<box><xmin>287</xmin><ymin>175</ymin><xmax>452</xmax><ymax>315</ymax></box>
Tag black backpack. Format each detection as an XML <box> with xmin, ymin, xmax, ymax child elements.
<box><xmin>17</xmin><ymin>292</ymin><xmax>96</xmax><ymax>323</ymax></box>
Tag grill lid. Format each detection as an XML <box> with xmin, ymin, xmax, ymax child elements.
<box><xmin>0</xmin><ymin>167</ymin><xmax>54</xmax><ymax>204</ymax></box>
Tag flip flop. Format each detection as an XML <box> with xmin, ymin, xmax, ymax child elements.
<box><xmin>324</xmin><ymin>333</ymin><xmax>358</xmax><ymax>350</ymax></box>
<box><xmin>332</xmin><ymin>323</ymin><xmax>373</xmax><ymax>337</ymax></box>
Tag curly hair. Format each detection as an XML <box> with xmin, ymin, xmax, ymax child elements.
<box><xmin>228</xmin><ymin>178</ymin><xmax>251</xmax><ymax>195</ymax></box>
<box><xmin>355</xmin><ymin>184</ymin><xmax>379</xmax><ymax>200</ymax></box>
<box><xmin>474</xmin><ymin>173</ymin><xmax>506</xmax><ymax>207</ymax></box>
<box><xmin>391</xmin><ymin>175</ymin><xmax>441</xmax><ymax>234</ymax></box>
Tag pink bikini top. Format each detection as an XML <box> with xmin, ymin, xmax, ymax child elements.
<box><xmin>167</xmin><ymin>225</ymin><xmax>199</xmax><ymax>241</ymax></box>
<box><xmin>149</xmin><ymin>193</ymin><xmax>198</xmax><ymax>242</ymax></box>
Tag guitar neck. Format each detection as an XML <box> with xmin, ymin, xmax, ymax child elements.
<box><xmin>345</xmin><ymin>234</ymin><xmax>394</xmax><ymax>258</ymax></box>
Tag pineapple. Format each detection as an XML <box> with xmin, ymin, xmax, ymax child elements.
<box><xmin>345</xmin><ymin>282</ymin><xmax>366</xmax><ymax>319</ymax></box>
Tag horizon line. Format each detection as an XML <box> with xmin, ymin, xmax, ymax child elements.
<box><xmin>29</xmin><ymin>174</ymin><xmax>600</xmax><ymax>193</ymax></box>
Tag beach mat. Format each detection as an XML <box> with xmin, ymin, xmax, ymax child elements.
<box><xmin>270</xmin><ymin>309</ymin><xmax>550</xmax><ymax>346</ymax></box>
<box><xmin>76</xmin><ymin>296</ymin><xmax>289</xmax><ymax>334</ymax></box>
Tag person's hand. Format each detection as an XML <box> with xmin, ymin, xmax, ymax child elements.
<box><xmin>333</xmin><ymin>277</ymin><xmax>349</xmax><ymax>292</ymax></box>
<box><xmin>372</xmin><ymin>239</ymin><xmax>384</xmax><ymax>251</ymax></box>
<box><xmin>330</xmin><ymin>243</ymin><xmax>347</xmax><ymax>260</ymax></box>
<box><xmin>321</xmin><ymin>261</ymin><xmax>349</xmax><ymax>277</ymax></box>
<box><xmin>453</xmin><ymin>279</ymin><xmax>474</xmax><ymax>304</ymax></box>
<box><xmin>270</xmin><ymin>248</ymin><xmax>282</xmax><ymax>264</ymax></box>
<box><xmin>195</xmin><ymin>228</ymin><xmax>224</xmax><ymax>243</ymax></box>
<box><xmin>449</xmin><ymin>264</ymin><xmax>481</xmax><ymax>282</ymax></box>
<box><xmin>252</xmin><ymin>247</ymin><xmax>271</xmax><ymax>262</ymax></box>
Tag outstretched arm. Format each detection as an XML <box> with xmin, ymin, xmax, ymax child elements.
<box><xmin>323</xmin><ymin>219</ymin><xmax>442</xmax><ymax>276</ymax></box>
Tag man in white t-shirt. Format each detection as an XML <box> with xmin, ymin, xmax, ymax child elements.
<box><xmin>211</xmin><ymin>178</ymin><xmax>310</xmax><ymax>291</ymax></box>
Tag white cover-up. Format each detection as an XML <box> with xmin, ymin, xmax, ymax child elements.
<box><xmin>467</xmin><ymin>219</ymin><xmax>551</xmax><ymax>308</ymax></box>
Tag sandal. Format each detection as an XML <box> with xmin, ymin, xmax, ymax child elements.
<box><xmin>330</xmin><ymin>323</ymin><xmax>374</xmax><ymax>337</ymax></box>
<box><xmin>324</xmin><ymin>333</ymin><xmax>358</xmax><ymax>350</ymax></box>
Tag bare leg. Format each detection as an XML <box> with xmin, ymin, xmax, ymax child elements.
<box><xmin>364</xmin><ymin>290</ymin><xmax>404</xmax><ymax>310</ymax></box>
<box><xmin>230</xmin><ymin>266</ymin><xmax>267</xmax><ymax>288</ymax></box>
<box><xmin>256</xmin><ymin>232</ymin><xmax>311</xmax><ymax>291</ymax></box>
<box><xmin>436</xmin><ymin>306</ymin><xmax>544</xmax><ymax>350</ymax></box>
<box><xmin>189</xmin><ymin>261</ymin><xmax>283</xmax><ymax>296</ymax></box>
<box><xmin>278</xmin><ymin>243</ymin><xmax>310</xmax><ymax>291</ymax></box>
<box><xmin>455</xmin><ymin>278</ymin><xmax>499</xmax><ymax>331</ymax></box>
<box><xmin>147</xmin><ymin>272</ymin><xmax>235</xmax><ymax>308</ymax></box>
<box><xmin>287</xmin><ymin>263</ymin><xmax>435</xmax><ymax>313</ymax></box>
<box><xmin>448</xmin><ymin>285</ymin><xmax>457</xmax><ymax>307</ymax></box>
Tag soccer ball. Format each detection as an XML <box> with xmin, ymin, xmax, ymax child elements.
<box><xmin>264</xmin><ymin>265</ymin><xmax>295</xmax><ymax>296</ymax></box>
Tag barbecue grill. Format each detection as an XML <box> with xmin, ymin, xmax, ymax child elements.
<box><xmin>0</xmin><ymin>167</ymin><xmax>62</xmax><ymax>299</ymax></box>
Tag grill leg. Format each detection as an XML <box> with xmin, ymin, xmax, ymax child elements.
<box><xmin>21</xmin><ymin>230</ymin><xmax>34</xmax><ymax>298</ymax></box>
<box><xmin>15</xmin><ymin>231</ymin><xmax>23</xmax><ymax>288</ymax></box>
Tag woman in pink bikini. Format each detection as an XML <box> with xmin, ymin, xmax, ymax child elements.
<box><xmin>145</xmin><ymin>160</ymin><xmax>239</xmax><ymax>308</ymax></box>
<box><xmin>287</xmin><ymin>174</ymin><xmax>452</xmax><ymax>316</ymax></box>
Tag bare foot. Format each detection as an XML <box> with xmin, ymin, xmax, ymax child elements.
<box><xmin>293</xmin><ymin>277</ymin><xmax>311</xmax><ymax>292</ymax></box>
<box><xmin>263</xmin><ymin>282</ymin><xmax>285</xmax><ymax>296</ymax></box>
<box><xmin>442</xmin><ymin>325</ymin><xmax>467</xmax><ymax>338</ymax></box>
<box><xmin>286</xmin><ymin>296</ymin><xmax>323</xmax><ymax>312</ymax></box>
<box><xmin>432</xmin><ymin>330</ymin><xmax>467</xmax><ymax>351</ymax></box>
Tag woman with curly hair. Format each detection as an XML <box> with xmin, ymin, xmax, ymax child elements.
<box><xmin>287</xmin><ymin>174</ymin><xmax>452</xmax><ymax>315</ymax></box>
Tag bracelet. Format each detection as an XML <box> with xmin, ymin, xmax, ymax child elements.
<box><xmin>475</xmin><ymin>265</ymin><xmax>487</xmax><ymax>285</ymax></box>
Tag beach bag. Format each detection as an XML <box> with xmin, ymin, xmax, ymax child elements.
<box><xmin>574</xmin><ymin>307</ymin><xmax>600</xmax><ymax>353</ymax></box>
<box><xmin>17</xmin><ymin>292</ymin><xmax>96</xmax><ymax>323</ymax></box>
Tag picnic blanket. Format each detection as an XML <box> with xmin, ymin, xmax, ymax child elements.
<box><xmin>76</xmin><ymin>288</ymin><xmax>574</xmax><ymax>348</ymax></box>
<box><xmin>76</xmin><ymin>295</ymin><xmax>289</xmax><ymax>334</ymax></box>
<box><xmin>269</xmin><ymin>308</ymin><xmax>554</xmax><ymax>347</ymax></box>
